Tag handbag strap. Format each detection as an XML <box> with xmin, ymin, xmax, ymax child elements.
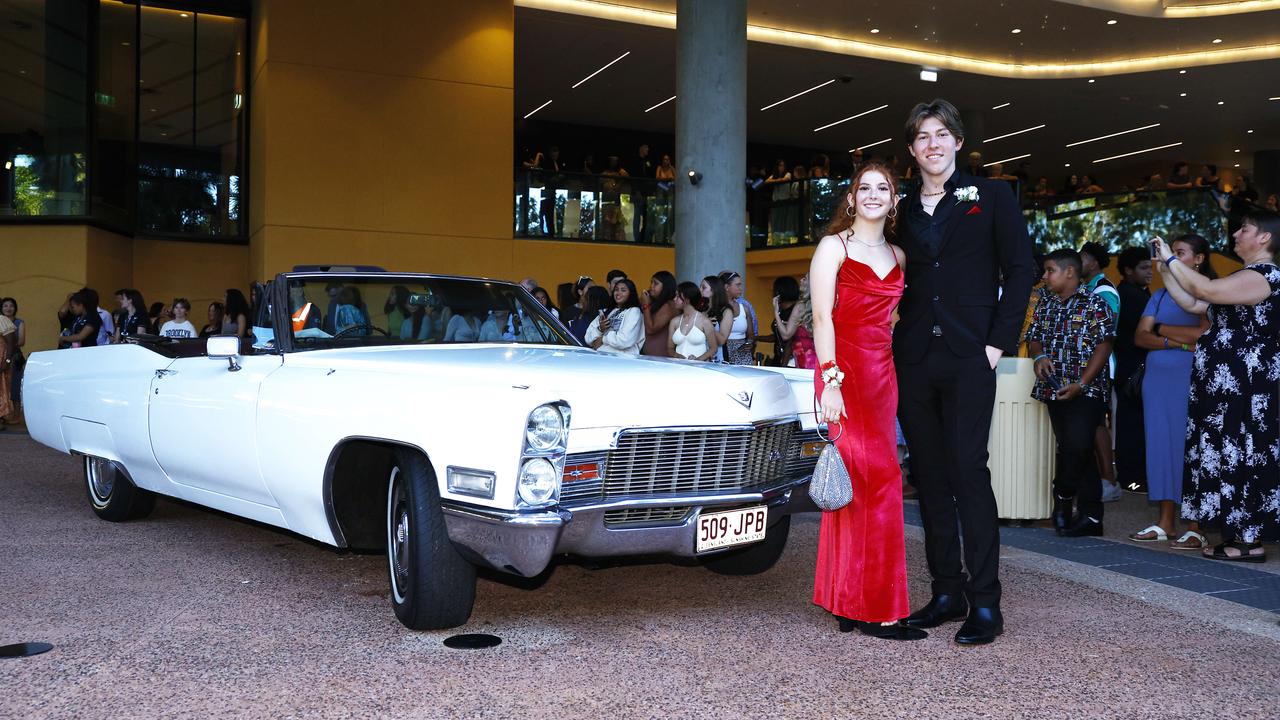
<box><xmin>813</xmin><ymin>391</ymin><xmax>843</xmax><ymax>443</ymax></box>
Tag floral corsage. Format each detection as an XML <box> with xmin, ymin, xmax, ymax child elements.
<box><xmin>954</xmin><ymin>185</ymin><xmax>980</xmax><ymax>203</ymax></box>
<box><xmin>820</xmin><ymin>361</ymin><xmax>845</xmax><ymax>389</ymax></box>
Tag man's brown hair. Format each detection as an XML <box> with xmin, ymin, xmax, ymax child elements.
<box><xmin>903</xmin><ymin>98</ymin><xmax>965</xmax><ymax>146</ymax></box>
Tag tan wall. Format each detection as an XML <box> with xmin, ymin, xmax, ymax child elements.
<box><xmin>0</xmin><ymin>226</ymin><xmax>93</xmax><ymax>353</ymax></box>
<box><xmin>131</xmin><ymin>239</ymin><xmax>251</xmax><ymax>322</ymax></box>
<box><xmin>248</xmin><ymin>0</ymin><xmax>515</xmax><ymax>281</ymax></box>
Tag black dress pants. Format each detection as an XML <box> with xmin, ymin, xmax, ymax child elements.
<box><xmin>1114</xmin><ymin>387</ymin><xmax>1147</xmax><ymax>487</ymax></box>
<box><xmin>896</xmin><ymin>337</ymin><xmax>1001</xmax><ymax>608</ymax></box>
<box><xmin>1047</xmin><ymin>395</ymin><xmax>1106</xmax><ymax>520</ymax></box>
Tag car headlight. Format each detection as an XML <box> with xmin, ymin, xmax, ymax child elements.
<box><xmin>517</xmin><ymin>457</ymin><xmax>558</xmax><ymax>505</ymax></box>
<box><xmin>525</xmin><ymin>404</ymin><xmax>566</xmax><ymax>452</ymax></box>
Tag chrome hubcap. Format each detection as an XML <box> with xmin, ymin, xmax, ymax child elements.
<box><xmin>87</xmin><ymin>457</ymin><xmax>113</xmax><ymax>502</ymax></box>
<box><xmin>388</xmin><ymin>471</ymin><xmax>411</xmax><ymax>599</ymax></box>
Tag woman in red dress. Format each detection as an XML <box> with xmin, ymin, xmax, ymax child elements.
<box><xmin>809</xmin><ymin>162</ymin><xmax>923</xmax><ymax>641</ymax></box>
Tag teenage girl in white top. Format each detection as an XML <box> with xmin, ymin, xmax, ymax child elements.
<box><xmin>719</xmin><ymin>271</ymin><xmax>755</xmax><ymax>364</ymax></box>
<box><xmin>667</xmin><ymin>281</ymin><xmax>719</xmax><ymax>361</ymax></box>
<box><xmin>585</xmin><ymin>279</ymin><xmax>644</xmax><ymax>355</ymax></box>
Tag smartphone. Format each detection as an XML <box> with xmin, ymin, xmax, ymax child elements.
<box><xmin>1149</xmin><ymin>239</ymin><xmax>1160</xmax><ymax>259</ymax></box>
<box><xmin>1046</xmin><ymin>374</ymin><xmax>1063</xmax><ymax>393</ymax></box>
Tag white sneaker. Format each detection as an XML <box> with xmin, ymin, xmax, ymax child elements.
<box><xmin>1101</xmin><ymin>480</ymin><xmax>1123</xmax><ymax>503</ymax></box>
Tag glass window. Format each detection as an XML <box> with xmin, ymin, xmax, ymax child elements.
<box><xmin>93</xmin><ymin>0</ymin><xmax>137</xmax><ymax>229</ymax></box>
<box><xmin>137</xmin><ymin>5</ymin><xmax>244</xmax><ymax>237</ymax></box>
<box><xmin>285</xmin><ymin>277</ymin><xmax>578</xmax><ymax>351</ymax></box>
<box><xmin>0</xmin><ymin>0</ymin><xmax>90</xmax><ymax>218</ymax></box>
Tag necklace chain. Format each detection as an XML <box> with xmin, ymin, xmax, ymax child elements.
<box><xmin>921</xmin><ymin>188</ymin><xmax>946</xmax><ymax>197</ymax></box>
<box><xmin>848</xmin><ymin>230</ymin><xmax>886</xmax><ymax>247</ymax></box>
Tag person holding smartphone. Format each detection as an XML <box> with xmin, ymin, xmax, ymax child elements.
<box><xmin>1024</xmin><ymin>249</ymin><xmax>1116</xmax><ymax>538</ymax></box>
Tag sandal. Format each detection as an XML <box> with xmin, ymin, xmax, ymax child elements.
<box><xmin>1170</xmin><ymin>531</ymin><xmax>1206</xmax><ymax>550</ymax></box>
<box><xmin>1203</xmin><ymin>541</ymin><xmax>1266</xmax><ymax>563</ymax></box>
<box><xmin>1128</xmin><ymin>525</ymin><xmax>1169</xmax><ymax>543</ymax></box>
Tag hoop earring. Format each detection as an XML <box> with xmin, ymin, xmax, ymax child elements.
<box><xmin>887</xmin><ymin>206</ymin><xmax>898</xmax><ymax>220</ymax></box>
<box><xmin>845</xmin><ymin>204</ymin><xmax>855</xmax><ymax>218</ymax></box>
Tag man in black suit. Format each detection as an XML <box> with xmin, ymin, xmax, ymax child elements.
<box><xmin>893</xmin><ymin>99</ymin><xmax>1036</xmax><ymax>645</ymax></box>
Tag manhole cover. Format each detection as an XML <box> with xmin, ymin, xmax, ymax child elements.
<box><xmin>443</xmin><ymin>633</ymin><xmax>501</xmax><ymax>649</ymax></box>
<box><xmin>0</xmin><ymin>642</ymin><xmax>53</xmax><ymax>659</ymax></box>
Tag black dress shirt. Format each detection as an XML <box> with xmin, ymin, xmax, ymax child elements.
<box><xmin>906</xmin><ymin>172</ymin><xmax>959</xmax><ymax>256</ymax></box>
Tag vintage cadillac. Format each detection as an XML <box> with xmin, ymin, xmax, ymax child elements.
<box><xmin>23</xmin><ymin>269</ymin><xmax>825</xmax><ymax>629</ymax></box>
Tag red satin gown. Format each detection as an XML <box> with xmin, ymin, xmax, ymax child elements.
<box><xmin>812</xmin><ymin>255</ymin><xmax>908</xmax><ymax>623</ymax></box>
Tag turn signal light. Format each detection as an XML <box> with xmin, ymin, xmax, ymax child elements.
<box><xmin>562</xmin><ymin>462</ymin><xmax>599</xmax><ymax>482</ymax></box>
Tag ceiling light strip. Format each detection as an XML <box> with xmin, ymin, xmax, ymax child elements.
<box><xmin>1064</xmin><ymin>123</ymin><xmax>1162</xmax><ymax>148</ymax></box>
<box><xmin>523</xmin><ymin>99</ymin><xmax>553</xmax><ymax>119</ymax></box>
<box><xmin>512</xmin><ymin>0</ymin><xmax>1280</xmax><ymax>79</ymax></box>
<box><xmin>645</xmin><ymin>95</ymin><xmax>677</xmax><ymax>113</ymax></box>
<box><xmin>983</xmin><ymin>153</ymin><xmax>1030</xmax><ymax>167</ymax></box>
<box><xmin>851</xmin><ymin>138</ymin><xmax>892</xmax><ymax>152</ymax></box>
<box><xmin>1093</xmin><ymin>141</ymin><xmax>1184</xmax><ymax>164</ymax></box>
<box><xmin>813</xmin><ymin>104</ymin><xmax>888</xmax><ymax>132</ymax></box>
<box><xmin>983</xmin><ymin>124</ymin><xmax>1046</xmax><ymax>143</ymax></box>
<box><xmin>572</xmin><ymin>51</ymin><xmax>631</xmax><ymax>89</ymax></box>
<box><xmin>760</xmin><ymin>79</ymin><xmax>837</xmax><ymax>111</ymax></box>
<box><xmin>991</xmin><ymin>102</ymin><xmax>1011</xmax><ymax>110</ymax></box>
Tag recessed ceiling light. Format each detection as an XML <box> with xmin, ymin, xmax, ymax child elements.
<box><xmin>1270</xmin><ymin>97</ymin><xmax>1280</xmax><ymax>101</ymax></box>
<box><xmin>571</xmin><ymin>51</ymin><xmax>630</xmax><ymax>89</ymax></box>
<box><xmin>1218</xmin><ymin>100</ymin><xmax>1225</xmax><ymax>105</ymax></box>
<box><xmin>1093</xmin><ymin>141</ymin><xmax>1183</xmax><ymax>164</ymax></box>
<box><xmin>1179</xmin><ymin>92</ymin><xmax>1187</xmax><ymax>97</ymax></box>
<box><xmin>919</xmin><ymin>69</ymin><xmax>938</xmax><ymax>82</ymax></box>
<box><xmin>852</xmin><ymin>138</ymin><xmax>893</xmax><ymax>152</ymax></box>
<box><xmin>121</xmin><ymin>41</ymin><xmax>130</xmax><ymax>46</ymax></box>
<box><xmin>1212</xmin><ymin>38</ymin><xmax>1222</xmax><ymax>44</ymax></box>
<box><xmin>1011</xmin><ymin>28</ymin><xmax>1022</xmax><ymax>34</ymax></box>
<box><xmin>1065</xmin><ymin>123</ymin><xmax>1161</xmax><ymax>148</ymax></box>
<box><xmin>991</xmin><ymin>102</ymin><xmax>1011</xmax><ymax>110</ymax></box>
<box><xmin>645</xmin><ymin>95</ymin><xmax>676</xmax><ymax>113</ymax></box>
<box><xmin>1064</xmin><ymin>163</ymin><xmax>1071</xmax><ymax>167</ymax></box>
<box><xmin>523</xmin><ymin>99</ymin><xmax>553</xmax><ymax>119</ymax></box>
<box><xmin>1234</xmin><ymin>149</ymin><xmax>1241</xmax><ymax>152</ymax></box>
<box><xmin>1088</xmin><ymin>79</ymin><xmax>1096</xmax><ymax>83</ymax></box>
<box><xmin>1179</xmin><ymin>70</ymin><xmax>1187</xmax><ymax>74</ymax></box>
<box><xmin>149</xmin><ymin>108</ymin><xmax>156</xmax><ymax>113</ymax></box>
<box><xmin>870</xmin><ymin>28</ymin><xmax>880</xmax><ymax>34</ymax></box>
<box><xmin>1235</xmin><ymin>164</ymin><xmax>1240</xmax><ymax>168</ymax></box>
<box><xmin>983</xmin><ymin>153</ymin><xmax>1030</xmax><ymax>167</ymax></box>
<box><xmin>984</xmin><ymin>124</ymin><xmax>1046</xmax><ymax>143</ymax></box>
<box><xmin>814</xmin><ymin>104</ymin><xmax>889</xmax><ymax>132</ymax></box>
<box><xmin>1107</xmin><ymin>20</ymin><xmax>1117</xmax><ymax>25</ymax></box>
<box><xmin>18</xmin><ymin>70</ymin><xmax>25</xmax><ymax>74</ymax></box>
<box><xmin>180</xmin><ymin>12</ymin><xmax>189</xmax><ymax>18</ymax></box>
<box><xmin>759</xmin><ymin>78</ymin><xmax>837</xmax><ymax>111</ymax></box>
<box><xmin>1247</xmin><ymin>129</ymin><xmax>1254</xmax><ymax>133</ymax></box>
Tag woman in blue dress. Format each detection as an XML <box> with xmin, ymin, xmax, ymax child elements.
<box><xmin>1128</xmin><ymin>235</ymin><xmax>1213</xmax><ymax>549</ymax></box>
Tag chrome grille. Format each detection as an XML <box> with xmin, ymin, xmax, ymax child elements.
<box><xmin>603</xmin><ymin>506</ymin><xmax>690</xmax><ymax>526</ymax></box>
<box><xmin>785</xmin><ymin>429</ymin><xmax>825</xmax><ymax>479</ymax></box>
<box><xmin>561</xmin><ymin>421</ymin><xmax>802</xmax><ymax>505</ymax></box>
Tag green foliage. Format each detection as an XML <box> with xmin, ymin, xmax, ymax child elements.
<box><xmin>1025</xmin><ymin>189</ymin><xmax>1228</xmax><ymax>256</ymax></box>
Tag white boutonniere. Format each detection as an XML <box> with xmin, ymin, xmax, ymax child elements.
<box><xmin>954</xmin><ymin>185</ymin><xmax>980</xmax><ymax>203</ymax></box>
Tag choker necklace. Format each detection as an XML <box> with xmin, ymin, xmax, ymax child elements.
<box><xmin>921</xmin><ymin>188</ymin><xmax>946</xmax><ymax>197</ymax></box>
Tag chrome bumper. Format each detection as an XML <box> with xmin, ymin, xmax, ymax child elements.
<box><xmin>441</xmin><ymin>476</ymin><xmax>814</xmax><ymax>577</ymax></box>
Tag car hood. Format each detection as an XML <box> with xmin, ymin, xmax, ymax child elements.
<box><xmin>286</xmin><ymin>344</ymin><xmax>802</xmax><ymax>430</ymax></box>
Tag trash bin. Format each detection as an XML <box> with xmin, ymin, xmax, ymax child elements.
<box><xmin>987</xmin><ymin>357</ymin><xmax>1054</xmax><ymax>519</ymax></box>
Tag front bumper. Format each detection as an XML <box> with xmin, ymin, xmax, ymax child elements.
<box><xmin>441</xmin><ymin>476</ymin><xmax>815</xmax><ymax>577</ymax></box>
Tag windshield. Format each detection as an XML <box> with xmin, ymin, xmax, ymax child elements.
<box><xmin>284</xmin><ymin>276</ymin><xmax>578</xmax><ymax>350</ymax></box>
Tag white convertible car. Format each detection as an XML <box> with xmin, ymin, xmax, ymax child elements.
<box><xmin>24</xmin><ymin>268</ymin><xmax>825</xmax><ymax>629</ymax></box>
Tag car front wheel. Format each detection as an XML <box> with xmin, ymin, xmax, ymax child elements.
<box><xmin>84</xmin><ymin>455</ymin><xmax>156</xmax><ymax>522</ymax></box>
<box><xmin>386</xmin><ymin>449</ymin><xmax>476</xmax><ymax>630</ymax></box>
<box><xmin>701</xmin><ymin>515</ymin><xmax>791</xmax><ymax>576</ymax></box>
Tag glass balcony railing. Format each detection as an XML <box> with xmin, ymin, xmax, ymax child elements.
<box><xmin>515</xmin><ymin>169</ymin><xmax>674</xmax><ymax>245</ymax></box>
<box><xmin>514</xmin><ymin>169</ymin><xmax>1231</xmax><ymax>255</ymax></box>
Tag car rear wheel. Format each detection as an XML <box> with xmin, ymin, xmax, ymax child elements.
<box><xmin>386</xmin><ymin>449</ymin><xmax>476</xmax><ymax>630</ymax></box>
<box><xmin>84</xmin><ymin>455</ymin><xmax>156</xmax><ymax>522</ymax></box>
<box><xmin>702</xmin><ymin>515</ymin><xmax>791</xmax><ymax>576</ymax></box>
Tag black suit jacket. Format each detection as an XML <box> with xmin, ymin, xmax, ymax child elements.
<box><xmin>892</xmin><ymin>170</ymin><xmax>1036</xmax><ymax>365</ymax></box>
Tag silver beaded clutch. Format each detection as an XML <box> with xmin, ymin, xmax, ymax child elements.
<box><xmin>809</xmin><ymin>429</ymin><xmax>852</xmax><ymax>511</ymax></box>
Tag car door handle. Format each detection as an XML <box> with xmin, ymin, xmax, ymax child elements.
<box><xmin>155</xmin><ymin>369</ymin><xmax>178</xmax><ymax>378</ymax></box>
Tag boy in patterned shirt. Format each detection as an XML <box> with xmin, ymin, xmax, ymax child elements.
<box><xmin>1025</xmin><ymin>249</ymin><xmax>1115</xmax><ymax>537</ymax></box>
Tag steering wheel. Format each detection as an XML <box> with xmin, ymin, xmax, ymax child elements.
<box><xmin>333</xmin><ymin>324</ymin><xmax>391</xmax><ymax>339</ymax></box>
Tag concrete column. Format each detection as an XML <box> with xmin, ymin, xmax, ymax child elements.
<box><xmin>674</xmin><ymin>0</ymin><xmax>746</xmax><ymax>283</ymax></box>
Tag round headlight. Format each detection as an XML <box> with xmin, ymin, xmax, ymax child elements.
<box><xmin>525</xmin><ymin>404</ymin><xmax>565</xmax><ymax>451</ymax></box>
<box><xmin>517</xmin><ymin>457</ymin><xmax>558</xmax><ymax>505</ymax></box>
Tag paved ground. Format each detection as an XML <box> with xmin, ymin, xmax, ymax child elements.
<box><xmin>2</xmin><ymin>433</ymin><xmax>1277</xmax><ymax>719</ymax></box>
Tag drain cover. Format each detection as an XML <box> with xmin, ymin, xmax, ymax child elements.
<box><xmin>443</xmin><ymin>633</ymin><xmax>501</xmax><ymax>649</ymax></box>
<box><xmin>0</xmin><ymin>642</ymin><xmax>53</xmax><ymax>659</ymax></box>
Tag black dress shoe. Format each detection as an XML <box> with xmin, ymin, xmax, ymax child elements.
<box><xmin>1052</xmin><ymin>495</ymin><xmax>1073</xmax><ymax>535</ymax></box>
<box><xmin>901</xmin><ymin>594</ymin><xmax>969</xmax><ymax>629</ymax></box>
<box><xmin>954</xmin><ymin>607</ymin><xmax>1004</xmax><ymax>645</ymax></box>
<box><xmin>857</xmin><ymin>621</ymin><xmax>928</xmax><ymax>641</ymax></box>
<box><xmin>1062</xmin><ymin>516</ymin><xmax>1104</xmax><ymax>537</ymax></box>
<box><xmin>837</xmin><ymin>616</ymin><xmax>857</xmax><ymax>633</ymax></box>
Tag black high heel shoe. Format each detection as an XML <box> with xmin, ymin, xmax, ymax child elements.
<box><xmin>837</xmin><ymin>616</ymin><xmax>857</xmax><ymax>633</ymax></box>
<box><xmin>855</xmin><ymin>621</ymin><xmax>928</xmax><ymax>641</ymax></box>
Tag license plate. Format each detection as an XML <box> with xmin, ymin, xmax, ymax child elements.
<box><xmin>695</xmin><ymin>506</ymin><xmax>768</xmax><ymax>553</ymax></box>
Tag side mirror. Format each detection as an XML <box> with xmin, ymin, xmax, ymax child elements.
<box><xmin>206</xmin><ymin>336</ymin><xmax>242</xmax><ymax>372</ymax></box>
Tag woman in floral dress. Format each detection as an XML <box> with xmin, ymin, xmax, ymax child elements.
<box><xmin>1153</xmin><ymin>210</ymin><xmax>1280</xmax><ymax>562</ymax></box>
